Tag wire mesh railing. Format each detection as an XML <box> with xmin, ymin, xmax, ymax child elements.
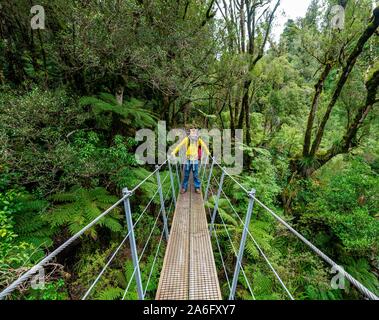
<box><xmin>0</xmin><ymin>159</ymin><xmax>181</xmax><ymax>301</ymax></box>
<box><xmin>200</xmin><ymin>155</ymin><xmax>378</xmax><ymax>301</ymax></box>
<box><xmin>2</xmin><ymin>152</ymin><xmax>378</xmax><ymax>301</ymax></box>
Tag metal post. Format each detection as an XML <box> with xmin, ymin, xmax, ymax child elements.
<box><xmin>122</xmin><ymin>188</ymin><xmax>144</xmax><ymax>300</ymax></box>
<box><xmin>204</xmin><ymin>157</ymin><xmax>215</xmax><ymax>203</ymax></box>
<box><xmin>168</xmin><ymin>160</ymin><xmax>177</xmax><ymax>207</ymax></box>
<box><xmin>229</xmin><ymin>189</ymin><xmax>256</xmax><ymax>300</ymax></box>
<box><xmin>155</xmin><ymin>166</ymin><xmax>169</xmax><ymax>240</ymax></box>
<box><xmin>209</xmin><ymin>170</ymin><xmax>225</xmax><ymax>236</ymax></box>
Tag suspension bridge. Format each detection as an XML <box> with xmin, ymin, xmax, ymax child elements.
<box><xmin>0</xmin><ymin>156</ymin><xmax>378</xmax><ymax>301</ymax></box>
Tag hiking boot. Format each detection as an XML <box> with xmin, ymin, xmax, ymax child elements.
<box><xmin>180</xmin><ymin>188</ymin><xmax>187</xmax><ymax>194</ymax></box>
<box><xmin>195</xmin><ymin>189</ymin><xmax>201</xmax><ymax>194</ymax></box>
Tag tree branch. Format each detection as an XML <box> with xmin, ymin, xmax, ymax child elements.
<box><xmin>310</xmin><ymin>6</ymin><xmax>379</xmax><ymax>156</ymax></box>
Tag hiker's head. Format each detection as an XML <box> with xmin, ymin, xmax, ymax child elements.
<box><xmin>189</xmin><ymin>128</ymin><xmax>198</xmax><ymax>136</ymax></box>
<box><xmin>187</xmin><ymin>125</ymin><xmax>199</xmax><ymax>141</ymax></box>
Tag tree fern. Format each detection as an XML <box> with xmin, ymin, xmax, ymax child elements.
<box><xmin>14</xmin><ymin>196</ymin><xmax>55</xmax><ymax>251</ymax></box>
<box><xmin>47</xmin><ymin>187</ymin><xmax>123</xmax><ymax>239</ymax></box>
<box><xmin>342</xmin><ymin>257</ymin><xmax>379</xmax><ymax>296</ymax></box>
<box><xmin>80</xmin><ymin>93</ymin><xmax>157</xmax><ymax>129</ymax></box>
<box><xmin>120</xmin><ymin>168</ymin><xmax>172</xmax><ymax>208</ymax></box>
<box><xmin>97</xmin><ymin>287</ymin><xmax>124</xmax><ymax>300</ymax></box>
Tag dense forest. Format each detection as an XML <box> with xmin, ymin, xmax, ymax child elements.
<box><xmin>0</xmin><ymin>0</ymin><xmax>378</xmax><ymax>300</ymax></box>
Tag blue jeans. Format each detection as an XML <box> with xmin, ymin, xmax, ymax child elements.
<box><xmin>182</xmin><ymin>160</ymin><xmax>201</xmax><ymax>191</ymax></box>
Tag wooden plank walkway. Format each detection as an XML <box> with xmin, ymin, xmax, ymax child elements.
<box><xmin>156</xmin><ymin>173</ymin><xmax>222</xmax><ymax>300</ymax></box>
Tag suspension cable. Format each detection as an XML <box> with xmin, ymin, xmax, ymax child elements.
<box><xmin>144</xmin><ymin>228</ymin><xmax>165</xmax><ymax>297</ymax></box>
<box><xmin>205</xmin><ymin>189</ymin><xmax>231</xmax><ymax>292</ymax></box>
<box><xmin>212</xmin><ymin>176</ymin><xmax>294</xmax><ymax>300</ymax></box>
<box><xmin>217</xmin><ymin>203</ymin><xmax>256</xmax><ymax>299</ymax></box>
<box><xmin>201</xmin><ymin>165</ymin><xmax>231</xmax><ymax>290</ymax></box>
<box><xmin>130</xmin><ymin>160</ymin><xmax>168</xmax><ymax>194</ymax></box>
<box><xmin>0</xmin><ymin>196</ymin><xmax>125</xmax><ymax>300</ymax></box>
<box><xmin>121</xmin><ymin>187</ymin><xmax>172</xmax><ymax>300</ymax></box>
<box><xmin>143</xmin><ymin>198</ymin><xmax>175</xmax><ymax>296</ymax></box>
<box><xmin>210</xmin><ymin>156</ymin><xmax>249</xmax><ymax>194</ymax></box>
<box><xmin>0</xmin><ymin>164</ymin><xmax>169</xmax><ymax>300</ymax></box>
<box><xmin>252</xmin><ymin>196</ymin><xmax>379</xmax><ymax>301</ymax></box>
<box><xmin>82</xmin><ymin>230</ymin><xmax>132</xmax><ymax>300</ymax></box>
<box><xmin>81</xmin><ymin>174</ymin><xmax>169</xmax><ymax>300</ymax></box>
<box><xmin>208</xmin><ymin>186</ymin><xmax>256</xmax><ymax>299</ymax></box>
<box><xmin>209</xmin><ymin>156</ymin><xmax>378</xmax><ymax>301</ymax></box>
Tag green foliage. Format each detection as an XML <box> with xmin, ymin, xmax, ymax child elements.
<box><xmin>303</xmin><ymin>285</ymin><xmax>343</xmax><ymax>300</ymax></box>
<box><xmin>47</xmin><ymin>187</ymin><xmax>123</xmax><ymax>239</ymax></box>
<box><xmin>298</xmin><ymin>157</ymin><xmax>379</xmax><ymax>255</ymax></box>
<box><xmin>292</xmin><ymin>157</ymin><xmax>379</xmax><ymax>297</ymax></box>
<box><xmin>330</xmin><ymin>208</ymin><xmax>378</xmax><ymax>253</ymax></box>
<box><xmin>97</xmin><ymin>287</ymin><xmax>124</xmax><ymax>300</ymax></box>
<box><xmin>14</xmin><ymin>196</ymin><xmax>54</xmax><ymax>251</ymax></box>
<box><xmin>0</xmin><ymin>87</ymin><xmax>87</xmax><ymax>193</ymax></box>
<box><xmin>26</xmin><ymin>279</ymin><xmax>69</xmax><ymax>300</ymax></box>
<box><xmin>1</xmin><ymin>0</ymin><xmax>378</xmax><ymax>301</ymax></box>
<box><xmin>0</xmin><ymin>186</ymin><xmax>41</xmax><ymax>290</ymax></box>
<box><xmin>63</xmin><ymin>131</ymin><xmax>138</xmax><ymax>188</ymax></box>
<box><xmin>240</xmin><ymin>147</ymin><xmax>282</xmax><ymax>207</ymax></box>
<box><xmin>80</xmin><ymin>93</ymin><xmax>157</xmax><ymax>129</ymax></box>
<box><xmin>343</xmin><ymin>258</ymin><xmax>379</xmax><ymax>296</ymax></box>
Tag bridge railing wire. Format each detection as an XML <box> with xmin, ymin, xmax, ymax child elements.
<box><xmin>0</xmin><ymin>160</ymin><xmax>174</xmax><ymax>300</ymax></box>
<box><xmin>204</xmin><ymin>155</ymin><xmax>378</xmax><ymax>301</ymax></box>
<box><xmin>121</xmin><ymin>184</ymin><xmax>173</xmax><ymax>300</ymax></box>
<box><xmin>211</xmin><ymin>173</ymin><xmax>294</xmax><ymax>300</ymax></box>
<box><xmin>202</xmin><ymin>186</ymin><xmax>231</xmax><ymax>293</ymax></box>
<box><xmin>82</xmin><ymin>172</ymin><xmax>170</xmax><ymax>300</ymax></box>
<box><xmin>207</xmin><ymin>184</ymin><xmax>256</xmax><ymax>299</ymax></box>
<box><xmin>201</xmin><ymin>160</ymin><xmax>255</xmax><ymax>299</ymax></box>
<box><xmin>122</xmin><ymin>184</ymin><xmax>177</xmax><ymax>300</ymax></box>
<box><xmin>200</xmin><ymin>159</ymin><xmax>231</xmax><ymax>293</ymax></box>
<box><xmin>143</xmin><ymin>197</ymin><xmax>175</xmax><ymax>297</ymax></box>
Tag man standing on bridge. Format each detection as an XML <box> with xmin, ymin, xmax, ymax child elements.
<box><xmin>171</xmin><ymin>126</ymin><xmax>210</xmax><ymax>194</ymax></box>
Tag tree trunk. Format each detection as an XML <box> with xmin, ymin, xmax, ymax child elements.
<box><xmin>310</xmin><ymin>7</ymin><xmax>379</xmax><ymax>156</ymax></box>
<box><xmin>228</xmin><ymin>94</ymin><xmax>235</xmax><ymax>138</ymax></box>
<box><xmin>303</xmin><ymin>63</ymin><xmax>332</xmax><ymax>157</ymax></box>
<box><xmin>238</xmin><ymin>79</ymin><xmax>251</xmax><ymax>129</ymax></box>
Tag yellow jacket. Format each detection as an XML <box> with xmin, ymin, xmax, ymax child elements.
<box><xmin>171</xmin><ymin>137</ymin><xmax>210</xmax><ymax>161</ymax></box>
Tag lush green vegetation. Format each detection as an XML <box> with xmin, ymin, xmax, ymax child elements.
<box><xmin>0</xmin><ymin>0</ymin><xmax>378</xmax><ymax>300</ymax></box>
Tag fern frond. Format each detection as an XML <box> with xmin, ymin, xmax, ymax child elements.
<box><xmin>48</xmin><ymin>186</ymin><xmax>123</xmax><ymax>238</ymax></box>
<box><xmin>80</xmin><ymin>93</ymin><xmax>157</xmax><ymax>129</ymax></box>
<box><xmin>97</xmin><ymin>287</ymin><xmax>124</xmax><ymax>300</ymax></box>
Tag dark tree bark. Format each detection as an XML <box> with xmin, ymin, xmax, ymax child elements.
<box><xmin>317</xmin><ymin>68</ymin><xmax>379</xmax><ymax>169</ymax></box>
<box><xmin>303</xmin><ymin>63</ymin><xmax>333</xmax><ymax>157</ymax></box>
<box><xmin>310</xmin><ymin>7</ymin><xmax>379</xmax><ymax>156</ymax></box>
<box><xmin>239</xmin><ymin>0</ymin><xmax>280</xmax><ymax>169</ymax></box>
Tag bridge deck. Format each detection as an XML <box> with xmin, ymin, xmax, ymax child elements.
<box><xmin>156</xmin><ymin>175</ymin><xmax>222</xmax><ymax>300</ymax></box>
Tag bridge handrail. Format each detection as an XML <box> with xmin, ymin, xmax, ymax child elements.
<box><xmin>0</xmin><ymin>160</ymin><xmax>169</xmax><ymax>300</ymax></box>
<box><xmin>211</xmin><ymin>174</ymin><xmax>294</xmax><ymax>300</ymax></box>
<box><xmin>207</xmin><ymin>183</ymin><xmax>256</xmax><ymax>299</ymax></box>
<box><xmin>122</xmin><ymin>188</ymin><xmax>175</xmax><ymax>300</ymax></box>
<box><xmin>82</xmin><ymin>173</ymin><xmax>170</xmax><ymax>300</ymax></box>
<box><xmin>208</xmin><ymin>155</ymin><xmax>379</xmax><ymax>301</ymax></box>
